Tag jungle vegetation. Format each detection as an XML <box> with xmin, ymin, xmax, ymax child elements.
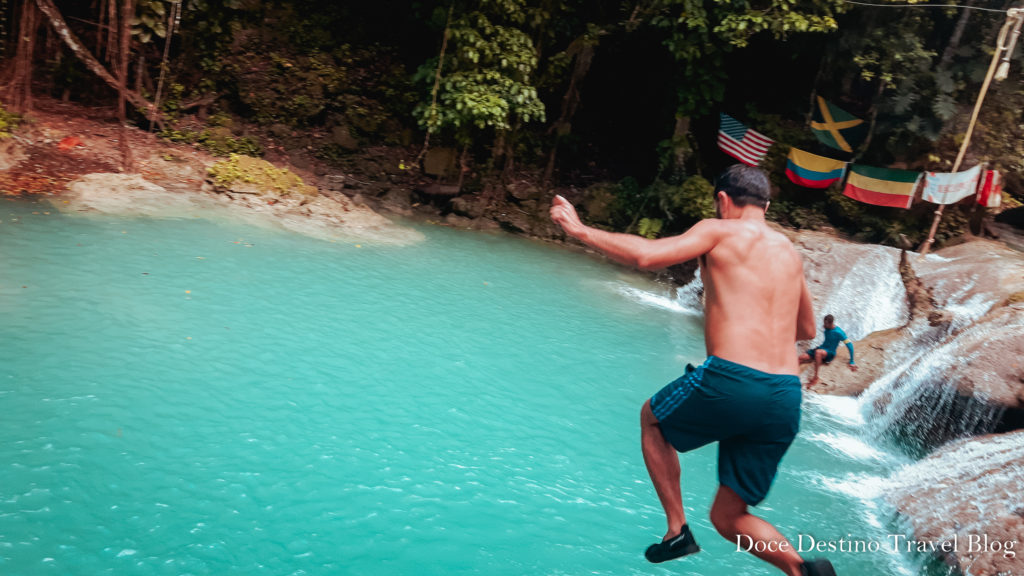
<box><xmin>1</xmin><ymin>0</ymin><xmax>1022</xmax><ymax>246</ymax></box>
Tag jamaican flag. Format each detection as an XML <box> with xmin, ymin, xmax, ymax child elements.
<box><xmin>810</xmin><ymin>97</ymin><xmax>867</xmax><ymax>154</ymax></box>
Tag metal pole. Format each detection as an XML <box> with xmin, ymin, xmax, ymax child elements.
<box><xmin>920</xmin><ymin>8</ymin><xmax>1024</xmax><ymax>256</ymax></box>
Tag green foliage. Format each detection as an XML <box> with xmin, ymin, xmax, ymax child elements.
<box><xmin>648</xmin><ymin>0</ymin><xmax>844</xmax><ymax>116</ymax></box>
<box><xmin>607</xmin><ymin>175</ymin><xmax>714</xmax><ymax>235</ymax></box>
<box><xmin>669</xmin><ymin>176</ymin><xmax>716</xmax><ymax>222</ymax></box>
<box><xmin>767</xmin><ymin>199</ymin><xmax>831</xmax><ymax>230</ymax></box>
<box><xmin>158</xmin><ymin>127</ymin><xmax>263</xmax><ymax>157</ymax></box>
<box><xmin>415</xmin><ymin>0</ymin><xmax>545</xmax><ymax>142</ymax></box>
<box><xmin>207</xmin><ymin>154</ymin><xmax>317</xmax><ymax>196</ymax></box>
<box><xmin>0</xmin><ymin>104</ymin><xmax>20</xmax><ymax>139</ymax></box>
<box><xmin>132</xmin><ymin>0</ymin><xmax>168</xmax><ymax>44</ymax></box>
<box><xmin>237</xmin><ymin>52</ymin><xmax>344</xmax><ymax>127</ymax></box>
<box><xmin>197</xmin><ymin>131</ymin><xmax>262</xmax><ymax>157</ymax></box>
<box><xmin>637</xmin><ymin>217</ymin><xmax>664</xmax><ymax>239</ymax></box>
<box><xmin>610</xmin><ymin>176</ymin><xmax>645</xmax><ymax>228</ymax></box>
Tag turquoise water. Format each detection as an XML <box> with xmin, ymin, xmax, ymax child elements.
<box><xmin>1</xmin><ymin>198</ymin><xmax>925</xmax><ymax>575</ymax></box>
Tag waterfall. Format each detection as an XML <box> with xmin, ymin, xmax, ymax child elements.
<box><xmin>857</xmin><ymin>327</ymin><xmax>1010</xmax><ymax>456</ymax></box>
<box><xmin>817</xmin><ymin>251</ymin><xmax>910</xmax><ymax>340</ymax></box>
<box><xmin>671</xmin><ymin>269</ymin><xmax>705</xmax><ymax>316</ymax></box>
<box><xmin>856</xmin><ymin>296</ymin><xmax>1024</xmax><ymax>454</ymax></box>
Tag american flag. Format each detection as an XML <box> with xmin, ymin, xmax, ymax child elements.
<box><xmin>718</xmin><ymin>113</ymin><xmax>773</xmax><ymax>166</ymax></box>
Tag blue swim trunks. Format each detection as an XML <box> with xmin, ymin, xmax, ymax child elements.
<box><xmin>650</xmin><ymin>356</ymin><xmax>802</xmax><ymax>506</ymax></box>
<box><xmin>807</xmin><ymin>347</ymin><xmax>836</xmax><ymax>364</ymax></box>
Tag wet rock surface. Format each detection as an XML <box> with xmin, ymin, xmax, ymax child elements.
<box><xmin>885</xmin><ymin>430</ymin><xmax>1024</xmax><ymax>576</ymax></box>
<box><xmin>59</xmin><ymin>172</ymin><xmax>424</xmax><ymax>246</ymax></box>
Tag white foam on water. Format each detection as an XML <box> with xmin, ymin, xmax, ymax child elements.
<box><xmin>612</xmin><ymin>284</ymin><xmax>702</xmax><ymax>316</ymax></box>
<box><xmin>945</xmin><ymin>294</ymin><xmax>997</xmax><ymax>331</ymax></box>
<box><xmin>805</xmin><ymin>394</ymin><xmax>866</xmax><ymax>428</ymax></box>
<box><xmin>814</xmin><ymin>472</ymin><xmax>893</xmax><ymax>501</ymax></box>
<box><xmin>807</xmin><ymin>432</ymin><xmax>890</xmax><ymax>464</ymax></box>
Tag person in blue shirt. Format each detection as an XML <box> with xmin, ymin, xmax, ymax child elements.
<box><xmin>798</xmin><ymin>314</ymin><xmax>857</xmax><ymax>386</ymax></box>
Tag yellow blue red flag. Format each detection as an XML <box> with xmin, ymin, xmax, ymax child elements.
<box><xmin>785</xmin><ymin>148</ymin><xmax>847</xmax><ymax>189</ymax></box>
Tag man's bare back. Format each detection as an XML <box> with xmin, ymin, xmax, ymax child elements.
<box><xmin>699</xmin><ymin>219</ymin><xmax>811</xmax><ymax>375</ymax></box>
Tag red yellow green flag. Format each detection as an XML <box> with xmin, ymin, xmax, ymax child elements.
<box><xmin>842</xmin><ymin>165</ymin><xmax>921</xmax><ymax>209</ymax></box>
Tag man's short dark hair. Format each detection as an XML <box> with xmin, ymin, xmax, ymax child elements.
<box><xmin>713</xmin><ymin>165</ymin><xmax>771</xmax><ymax>209</ymax></box>
<box><xmin>824</xmin><ymin>314</ymin><xmax>835</xmax><ymax>324</ymax></box>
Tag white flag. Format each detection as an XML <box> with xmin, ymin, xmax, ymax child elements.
<box><xmin>921</xmin><ymin>165</ymin><xmax>982</xmax><ymax>205</ymax></box>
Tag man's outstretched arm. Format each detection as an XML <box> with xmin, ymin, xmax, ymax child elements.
<box><xmin>549</xmin><ymin>195</ymin><xmax>720</xmax><ymax>270</ymax></box>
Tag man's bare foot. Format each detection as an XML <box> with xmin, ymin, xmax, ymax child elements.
<box><xmin>807</xmin><ymin>376</ymin><xmax>820</xmax><ymax>388</ymax></box>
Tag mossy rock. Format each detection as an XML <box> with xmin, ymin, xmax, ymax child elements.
<box><xmin>207</xmin><ymin>154</ymin><xmax>318</xmax><ymax>197</ymax></box>
<box><xmin>0</xmin><ymin>104</ymin><xmax>21</xmax><ymax>139</ymax></box>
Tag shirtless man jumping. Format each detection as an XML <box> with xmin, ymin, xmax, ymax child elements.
<box><xmin>550</xmin><ymin>165</ymin><xmax>836</xmax><ymax>576</ymax></box>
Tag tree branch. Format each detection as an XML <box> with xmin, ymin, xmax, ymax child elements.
<box><xmin>33</xmin><ymin>0</ymin><xmax>161</xmax><ymax>122</ymax></box>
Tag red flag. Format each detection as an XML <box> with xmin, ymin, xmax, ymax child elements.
<box><xmin>976</xmin><ymin>170</ymin><xmax>1002</xmax><ymax>208</ymax></box>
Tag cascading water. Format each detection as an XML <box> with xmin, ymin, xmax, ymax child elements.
<box><xmin>857</xmin><ymin>326</ymin><xmax>1012</xmax><ymax>456</ymax></box>
<box><xmin>666</xmin><ymin>257</ymin><xmax>912</xmax><ymax>339</ymax></box>
<box><xmin>854</xmin><ymin>256</ymin><xmax>1024</xmax><ymax>454</ymax></box>
<box><xmin>817</xmin><ymin>251</ymin><xmax>910</xmax><ymax>340</ymax></box>
<box><xmin>799</xmin><ymin>237</ymin><xmax>910</xmax><ymax>340</ymax></box>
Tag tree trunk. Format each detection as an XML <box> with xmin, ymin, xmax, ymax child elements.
<box><xmin>33</xmin><ymin>0</ymin><xmax>160</xmax><ymax>123</ymax></box>
<box><xmin>134</xmin><ymin>52</ymin><xmax>144</xmax><ymax>95</ymax></box>
<box><xmin>502</xmin><ymin>119</ymin><xmax>521</xmax><ymax>182</ymax></box>
<box><xmin>456</xmin><ymin>143</ymin><xmax>469</xmax><ymax>190</ymax></box>
<box><xmin>6</xmin><ymin>1</ymin><xmax>40</xmax><ymax>112</ymax></box>
<box><xmin>490</xmin><ymin>128</ymin><xmax>506</xmax><ymax>176</ymax></box>
<box><xmin>542</xmin><ymin>37</ymin><xmax>595</xmax><ymax>185</ymax></box>
<box><xmin>150</xmin><ymin>0</ymin><xmax>178</xmax><ymax>131</ymax></box>
<box><xmin>665</xmin><ymin>115</ymin><xmax>691</xmax><ymax>184</ymax></box>
<box><xmin>118</xmin><ymin>0</ymin><xmax>134</xmax><ymax>172</ymax></box>
<box><xmin>1</xmin><ymin>0</ymin><xmax>8</xmax><ymax>63</ymax></box>
<box><xmin>938</xmin><ymin>1</ymin><xmax>974</xmax><ymax>71</ymax></box>
<box><xmin>937</xmin><ymin>1</ymin><xmax>974</xmax><ymax>132</ymax></box>
<box><xmin>418</xmin><ymin>1</ymin><xmax>455</xmax><ymax>165</ymax></box>
<box><xmin>95</xmin><ymin>0</ymin><xmax>107</xmax><ymax>58</ymax></box>
<box><xmin>106</xmin><ymin>0</ymin><xmax>117</xmax><ymax>64</ymax></box>
<box><xmin>859</xmin><ymin>78</ymin><xmax>888</xmax><ymax>160</ymax></box>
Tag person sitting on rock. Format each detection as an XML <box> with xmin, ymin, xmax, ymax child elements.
<box><xmin>798</xmin><ymin>314</ymin><xmax>857</xmax><ymax>387</ymax></box>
